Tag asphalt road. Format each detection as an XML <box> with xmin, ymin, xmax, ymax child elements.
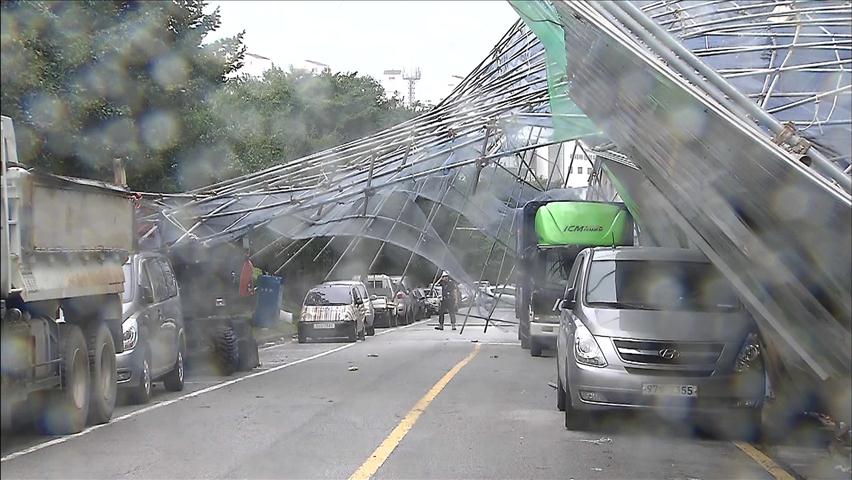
<box><xmin>0</xmin><ymin>311</ymin><xmax>833</xmax><ymax>479</ymax></box>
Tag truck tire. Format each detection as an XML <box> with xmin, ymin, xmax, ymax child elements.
<box><xmin>128</xmin><ymin>347</ymin><xmax>152</xmax><ymax>405</ymax></box>
<box><xmin>86</xmin><ymin>322</ymin><xmax>117</xmax><ymax>425</ymax></box>
<box><xmin>163</xmin><ymin>336</ymin><xmax>185</xmax><ymax>392</ymax></box>
<box><xmin>237</xmin><ymin>333</ymin><xmax>259</xmax><ymax>372</ymax></box>
<box><xmin>214</xmin><ymin>326</ymin><xmax>238</xmax><ymax>375</ymax></box>
<box><xmin>36</xmin><ymin>324</ymin><xmax>90</xmax><ymax>434</ymax></box>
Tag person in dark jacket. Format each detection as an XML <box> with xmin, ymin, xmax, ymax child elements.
<box><xmin>436</xmin><ymin>271</ymin><xmax>458</xmax><ymax>331</ymax></box>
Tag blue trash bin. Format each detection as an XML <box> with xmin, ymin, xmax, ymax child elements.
<box><xmin>253</xmin><ymin>275</ymin><xmax>283</xmax><ymax>328</ymax></box>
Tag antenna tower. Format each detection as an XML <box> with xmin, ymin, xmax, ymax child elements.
<box><xmin>402</xmin><ymin>68</ymin><xmax>422</xmax><ymax>106</ymax></box>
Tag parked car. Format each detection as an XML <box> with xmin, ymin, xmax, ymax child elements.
<box><xmin>327</xmin><ymin>280</ymin><xmax>375</xmax><ymax>336</ymax></box>
<box><xmin>390</xmin><ymin>275</ymin><xmax>416</xmax><ymax>325</ymax></box>
<box><xmin>410</xmin><ymin>288</ymin><xmax>429</xmax><ymax>320</ymax></box>
<box><xmin>118</xmin><ymin>252</ymin><xmax>186</xmax><ymax>404</ymax></box>
<box><xmin>556</xmin><ymin>247</ymin><xmax>764</xmax><ymax>439</ymax></box>
<box><xmin>457</xmin><ymin>283</ymin><xmax>474</xmax><ymax>307</ymax></box>
<box><xmin>366</xmin><ymin>274</ymin><xmax>398</xmax><ymax>327</ymax></box>
<box><xmin>299</xmin><ymin>282</ymin><xmax>367</xmax><ymax>343</ymax></box>
<box><xmin>424</xmin><ymin>287</ymin><xmax>441</xmax><ymax>315</ymax></box>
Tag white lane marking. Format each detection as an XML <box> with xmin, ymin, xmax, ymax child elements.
<box><xmin>1</xmin><ymin>319</ymin><xmax>428</xmax><ymax>463</ymax></box>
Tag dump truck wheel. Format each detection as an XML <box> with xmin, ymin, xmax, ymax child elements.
<box><xmin>237</xmin><ymin>333</ymin><xmax>259</xmax><ymax>371</ymax></box>
<box><xmin>36</xmin><ymin>324</ymin><xmax>90</xmax><ymax>434</ymax></box>
<box><xmin>214</xmin><ymin>326</ymin><xmax>238</xmax><ymax>375</ymax></box>
<box><xmin>86</xmin><ymin>322</ymin><xmax>116</xmax><ymax>425</ymax></box>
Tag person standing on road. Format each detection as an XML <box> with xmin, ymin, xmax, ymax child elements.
<box><xmin>435</xmin><ymin>271</ymin><xmax>458</xmax><ymax>331</ymax></box>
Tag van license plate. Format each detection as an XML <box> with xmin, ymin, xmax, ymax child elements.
<box><xmin>642</xmin><ymin>384</ymin><xmax>697</xmax><ymax>397</ymax></box>
<box><xmin>313</xmin><ymin>323</ymin><xmax>335</xmax><ymax>329</ymax></box>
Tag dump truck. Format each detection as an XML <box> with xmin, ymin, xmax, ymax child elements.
<box><xmin>1</xmin><ymin>116</ymin><xmax>134</xmax><ymax>434</ymax></box>
<box><xmin>516</xmin><ymin>200</ymin><xmax>633</xmax><ymax>356</ymax></box>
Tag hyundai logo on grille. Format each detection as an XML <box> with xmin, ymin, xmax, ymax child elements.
<box><xmin>659</xmin><ymin>348</ymin><xmax>680</xmax><ymax>360</ymax></box>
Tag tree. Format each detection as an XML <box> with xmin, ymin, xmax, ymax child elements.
<box><xmin>208</xmin><ymin>66</ymin><xmax>419</xmax><ymax>180</ymax></box>
<box><xmin>0</xmin><ymin>0</ymin><xmax>245</xmax><ymax>191</ymax></box>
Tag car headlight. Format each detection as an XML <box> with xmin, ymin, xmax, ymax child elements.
<box><xmin>122</xmin><ymin>317</ymin><xmax>138</xmax><ymax>350</ymax></box>
<box><xmin>301</xmin><ymin>310</ymin><xmax>313</xmax><ymax>322</ymax></box>
<box><xmin>574</xmin><ymin>320</ymin><xmax>607</xmax><ymax>367</ymax></box>
<box><xmin>735</xmin><ymin>332</ymin><xmax>762</xmax><ymax>373</ymax></box>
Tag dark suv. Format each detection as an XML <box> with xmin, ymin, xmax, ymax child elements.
<box><xmin>118</xmin><ymin>252</ymin><xmax>186</xmax><ymax>404</ymax></box>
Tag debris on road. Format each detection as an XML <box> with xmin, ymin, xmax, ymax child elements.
<box><xmin>471</xmin><ymin>339</ymin><xmax>479</xmax><ymax>343</ymax></box>
<box><xmin>577</xmin><ymin>437</ymin><xmax>613</xmax><ymax>445</ymax></box>
<box><xmin>591</xmin><ymin>467</ymin><xmax>603</xmax><ymax>472</ymax></box>
<box><xmin>547</xmin><ymin>381</ymin><xmax>557</xmax><ymax>389</ymax></box>
<box><xmin>490</xmin><ymin>355</ymin><xmax>499</xmax><ymax>358</ymax></box>
<box><xmin>367</xmin><ymin>354</ymin><xmax>379</xmax><ymax>357</ymax></box>
<box><xmin>348</xmin><ymin>366</ymin><xmax>359</xmax><ymax>372</ymax></box>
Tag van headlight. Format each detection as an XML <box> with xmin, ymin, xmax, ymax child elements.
<box><xmin>301</xmin><ymin>310</ymin><xmax>313</xmax><ymax>322</ymax></box>
<box><xmin>122</xmin><ymin>317</ymin><xmax>138</xmax><ymax>350</ymax></box>
<box><xmin>574</xmin><ymin>320</ymin><xmax>607</xmax><ymax>367</ymax></box>
<box><xmin>735</xmin><ymin>332</ymin><xmax>762</xmax><ymax>373</ymax></box>
<box><xmin>344</xmin><ymin>312</ymin><xmax>354</xmax><ymax>322</ymax></box>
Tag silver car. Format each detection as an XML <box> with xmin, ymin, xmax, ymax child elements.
<box><xmin>298</xmin><ymin>283</ymin><xmax>367</xmax><ymax>343</ymax></box>
<box><xmin>556</xmin><ymin>247</ymin><xmax>764</xmax><ymax>439</ymax></box>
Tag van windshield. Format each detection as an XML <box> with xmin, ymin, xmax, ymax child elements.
<box><xmin>585</xmin><ymin>260</ymin><xmax>740</xmax><ymax>312</ymax></box>
<box><xmin>304</xmin><ymin>286</ymin><xmax>351</xmax><ymax>306</ymax></box>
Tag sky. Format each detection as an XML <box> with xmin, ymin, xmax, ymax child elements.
<box><xmin>205</xmin><ymin>1</ymin><xmax>519</xmax><ymax>104</ymax></box>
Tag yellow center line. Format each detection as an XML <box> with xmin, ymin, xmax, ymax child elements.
<box><xmin>349</xmin><ymin>343</ymin><xmax>482</xmax><ymax>480</ymax></box>
<box><xmin>733</xmin><ymin>441</ymin><xmax>797</xmax><ymax>480</ymax></box>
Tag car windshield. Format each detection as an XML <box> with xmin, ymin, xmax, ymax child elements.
<box><xmin>121</xmin><ymin>263</ymin><xmax>134</xmax><ymax>303</ymax></box>
<box><xmin>585</xmin><ymin>260</ymin><xmax>741</xmax><ymax>312</ymax></box>
<box><xmin>304</xmin><ymin>286</ymin><xmax>351</xmax><ymax>306</ymax></box>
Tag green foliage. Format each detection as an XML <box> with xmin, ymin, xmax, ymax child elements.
<box><xmin>1</xmin><ymin>1</ymin><xmax>419</xmax><ymax>192</ymax></box>
<box><xmin>1</xmin><ymin>0</ymin><xmax>245</xmax><ymax>192</ymax></box>
<box><xmin>207</xmin><ymin>67</ymin><xmax>419</xmax><ymax>185</ymax></box>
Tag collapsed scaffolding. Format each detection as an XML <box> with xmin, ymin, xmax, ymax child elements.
<box><xmin>140</xmin><ymin>0</ymin><xmax>851</xmax><ymax>423</ymax></box>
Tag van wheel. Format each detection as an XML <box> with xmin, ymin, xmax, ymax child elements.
<box><xmin>36</xmin><ymin>324</ymin><xmax>90</xmax><ymax>434</ymax></box>
<box><xmin>129</xmin><ymin>350</ymin><xmax>152</xmax><ymax>405</ymax></box>
<box><xmin>163</xmin><ymin>338</ymin><xmax>185</xmax><ymax>391</ymax></box>
<box><xmin>564</xmin><ymin>383</ymin><xmax>589</xmax><ymax>431</ymax></box>
<box><xmin>213</xmin><ymin>326</ymin><xmax>238</xmax><ymax>375</ymax></box>
<box><xmin>86</xmin><ymin>322</ymin><xmax>117</xmax><ymax>425</ymax></box>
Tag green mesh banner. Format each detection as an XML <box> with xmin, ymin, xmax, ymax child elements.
<box><xmin>509</xmin><ymin>0</ymin><xmax>599</xmax><ymax>141</ymax></box>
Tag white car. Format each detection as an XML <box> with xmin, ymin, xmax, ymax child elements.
<box><xmin>298</xmin><ymin>282</ymin><xmax>367</xmax><ymax>343</ymax></box>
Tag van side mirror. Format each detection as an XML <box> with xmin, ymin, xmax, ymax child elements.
<box><xmin>560</xmin><ymin>288</ymin><xmax>576</xmax><ymax>310</ymax></box>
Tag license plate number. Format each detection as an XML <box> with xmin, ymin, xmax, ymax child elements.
<box><xmin>642</xmin><ymin>384</ymin><xmax>697</xmax><ymax>397</ymax></box>
<box><xmin>313</xmin><ymin>322</ymin><xmax>335</xmax><ymax>329</ymax></box>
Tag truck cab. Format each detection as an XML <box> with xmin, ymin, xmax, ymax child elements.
<box><xmin>517</xmin><ymin>200</ymin><xmax>633</xmax><ymax>357</ymax></box>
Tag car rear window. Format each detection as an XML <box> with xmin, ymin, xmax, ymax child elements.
<box><xmin>304</xmin><ymin>286</ymin><xmax>352</xmax><ymax>306</ymax></box>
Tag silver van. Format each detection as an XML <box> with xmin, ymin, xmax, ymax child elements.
<box><xmin>118</xmin><ymin>252</ymin><xmax>186</xmax><ymax>404</ymax></box>
<box><xmin>366</xmin><ymin>274</ymin><xmax>398</xmax><ymax>327</ymax></box>
<box><xmin>556</xmin><ymin>247</ymin><xmax>764</xmax><ymax>439</ymax></box>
